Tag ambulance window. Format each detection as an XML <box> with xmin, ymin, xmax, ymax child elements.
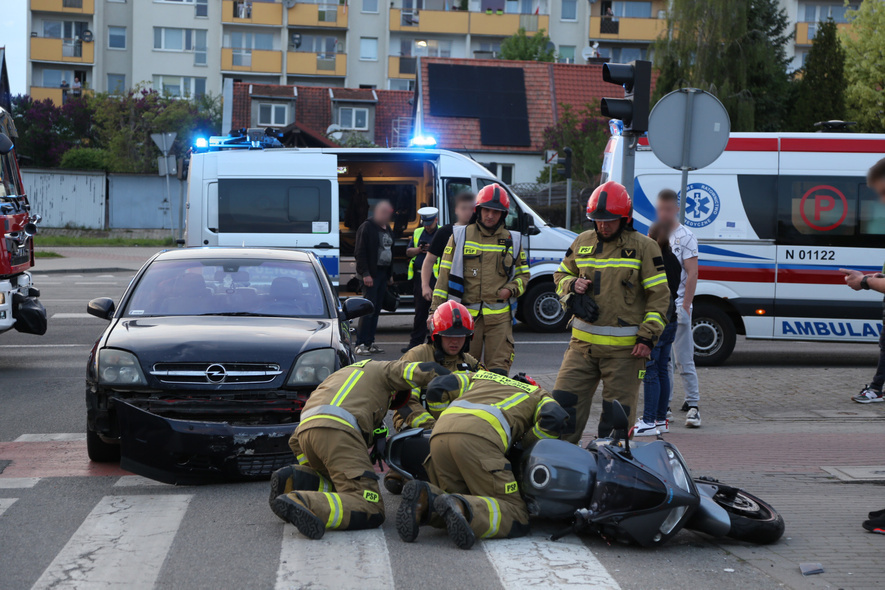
<box><xmin>218</xmin><ymin>178</ymin><xmax>332</xmax><ymax>234</ymax></box>
<box><xmin>777</xmin><ymin>176</ymin><xmax>858</xmax><ymax>246</ymax></box>
<box><xmin>859</xmin><ymin>184</ymin><xmax>885</xmax><ymax>237</ymax></box>
<box><xmin>444</xmin><ymin>177</ymin><xmax>471</xmax><ymax>222</ymax></box>
<box><xmin>477</xmin><ymin>177</ymin><xmax>521</xmax><ymax>230</ymax></box>
<box><xmin>736</xmin><ymin>175</ymin><xmax>777</xmax><ymax>240</ymax></box>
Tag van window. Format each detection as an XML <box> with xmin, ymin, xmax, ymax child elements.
<box><xmin>477</xmin><ymin>178</ymin><xmax>521</xmax><ymax>230</ymax></box>
<box><xmin>777</xmin><ymin>176</ymin><xmax>860</xmax><ymax>246</ymax></box>
<box><xmin>444</xmin><ymin>177</ymin><xmax>471</xmax><ymax>222</ymax></box>
<box><xmin>338</xmin><ymin>181</ymin><xmax>417</xmax><ymax>255</ymax></box>
<box><xmin>218</xmin><ymin>179</ymin><xmax>332</xmax><ymax>234</ymax></box>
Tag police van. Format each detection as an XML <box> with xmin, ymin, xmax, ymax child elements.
<box><xmin>183</xmin><ymin>132</ymin><xmax>576</xmax><ymax>331</ymax></box>
<box><xmin>604</xmin><ymin>131</ymin><xmax>885</xmax><ymax>365</ymax></box>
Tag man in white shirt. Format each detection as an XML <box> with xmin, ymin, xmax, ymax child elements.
<box><xmin>656</xmin><ymin>190</ymin><xmax>702</xmax><ymax>428</ymax></box>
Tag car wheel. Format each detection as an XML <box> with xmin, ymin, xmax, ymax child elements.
<box><xmin>521</xmin><ymin>282</ymin><xmax>568</xmax><ymax>333</ymax></box>
<box><xmin>87</xmin><ymin>426</ymin><xmax>120</xmax><ymax>463</ymax></box>
<box><xmin>692</xmin><ymin>304</ymin><xmax>736</xmax><ymax>366</ymax></box>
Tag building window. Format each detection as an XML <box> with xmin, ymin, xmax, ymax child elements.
<box><xmin>362</xmin><ymin>0</ymin><xmax>379</xmax><ymax>12</ymax></box>
<box><xmin>107</xmin><ymin>74</ymin><xmax>126</xmax><ymax>95</ymax></box>
<box><xmin>291</xmin><ymin>34</ymin><xmax>339</xmax><ymax>57</ymax></box>
<box><xmin>63</xmin><ymin>0</ymin><xmax>83</xmax><ymax>8</ymax></box>
<box><xmin>558</xmin><ymin>45</ymin><xmax>575</xmax><ymax>63</ymax></box>
<box><xmin>228</xmin><ymin>31</ymin><xmax>275</xmax><ymax>66</ymax></box>
<box><xmin>499</xmin><ymin>164</ymin><xmax>514</xmax><ymax>185</ymax></box>
<box><xmin>195</xmin><ymin>0</ymin><xmax>209</xmax><ymax>17</ymax></box>
<box><xmin>611</xmin><ymin>1</ymin><xmax>652</xmax><ymax>18</ymax></box>
<box><xmin>154</xmin><ymin>28</ymin><xmax>208</xmax><ymax>65</ymax></box>
<box><xmin>802</xmin><ymin>3</ymin><xmax>857</xmax><ymax>23</ymax></box>
<box><xmin>360</xmin><ymin>37</ymin><xmax>378</xmax><ymax>61</ymax></box>
<box><xmin>389</xmin><ymin>79</ymin><xmax>415</xmax><ymax>91</ymax></box>
<box><xmin>108</xmin><ymin>26</ymin><xmax>127</xmax><ymax>49</ymax></box>
<box><xmin>258</xmin><ymin>103</ymin><xmax>288</xmax><ymax>126</ymax></box>
<box><xmin>153</xmin><ymin>75</ymin><xmax>206</xmax><ymax>98</ymax></box>
<box><xmin>561</xmin><ymin>0</ymin><xmax>577</xmax><ymax>20</ymax></box>
<box><xmin>403</xmin><ymin>39</ymin><xmax>452</xmax><ymax>58</ymax></box>
<box><xmin>43</xmin><ymin>21</ymin><xmax>63</xmax><ymax>38</ymax></box>
<box><xmin>42</xmin><ymin>69</ymin><xmax>68</xmax><ymax>88</ymax></box>
<box><xmin>339</xmin><ymin>107</ymin><xmax>369</xmax><ymax>130</ymax></box>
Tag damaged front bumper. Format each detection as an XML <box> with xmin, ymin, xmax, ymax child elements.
<box><xmin>115</xmin><ymin>400</ymin><xmax>298</xmax><ymax>485</ymax></box>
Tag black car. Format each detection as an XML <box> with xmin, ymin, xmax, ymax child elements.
<box><xmin>85</xmin><ymin>248</ymin><xmax>372</xmax><ymax>484</ymax></box>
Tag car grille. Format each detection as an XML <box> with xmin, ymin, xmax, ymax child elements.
<box><xmin>237</xmin><ymin>453</ymin><xmax>292</xmax><ymax>477</ymax></box>
<box><xmin>150</xmin><ymin>362</ymin><xmax>283</xmax><ymax>385</ymax></box>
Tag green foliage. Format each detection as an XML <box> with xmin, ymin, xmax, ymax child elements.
<box><xmin>499</xmin><ymin>28</ymin><xmax>555</xmax><ymax>62</ymax></box>
<box><xmin>336</xmin><ymin>133</ymin><xmax>379</xmax><ymax>148</ymax></box>
<box><xmin>842</xmin><ymin>0</ymin><xmax>885</xmax><ymax>132</ymax></box>
<box><xmin>10</xmin><ymin>95</ymin><xmax>96</xmax><ymax>167</ymax></box>
<box><xmin>538</xmin><ymin>104</ymin><xmax>609</xmax><ymax>185</ymax></box>
<box><xmin>653</xmin><ymin>0</ymin><xmax>793</xmax><ymax>132</ymax></box>
<box><xmin>789</xmin><ymin>19</ymin><xmax>846</xmax><ymax>131</ymax></box>
<box><xmin>59</xmin><ymin>147</ymin><xmax>108</xmax><ymax>170</ymax></box>
<box><xmin>35</xmin><ymin>235</ymin><xmax>176</xmax><ymax>247</ymax></box>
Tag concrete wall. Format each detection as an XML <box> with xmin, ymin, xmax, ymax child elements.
<box><xmin>108</xmin><ymin>174</ymin><xmax>185</xmax><ymax>230</ymax></box>
<box><xmin>22</xmin><ymin>168</ymin><xmax>106</xmax><ymax>229</ymax></box>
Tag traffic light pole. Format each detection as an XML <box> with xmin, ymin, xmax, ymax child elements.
<box><xmin>621</xmin><ymin>131</ymin><xmax>638</xmax><ymax>199</ymax></box>
<box><xmin>565</xmin><ymin>176</ymin><xmax>573</xmax><ymax>230</ymax></box>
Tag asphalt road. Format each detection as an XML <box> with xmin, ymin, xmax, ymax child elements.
<box><xmin>0</xmin><ymin>272</ymin><xmax>878</xmax><ymax>589</ymax></box>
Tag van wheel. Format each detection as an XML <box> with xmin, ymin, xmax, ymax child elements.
<box><xmin>87</xmin><ymin>426</ymin><xmax>120</xmax><ymax>463</ymax></box>
<box><xmin>521</xmin><ymin>283</ymin><xmax>568</xmax><ymax>333</ymax></box>
<box><xmin>692</xmin><ymin>304</ymin><xmax>736</xmax><ymax>366</ymax></box>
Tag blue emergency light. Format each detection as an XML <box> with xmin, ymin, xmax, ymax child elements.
<box><xmin>409</xmin><ymin>134</ymin><xmax>437</xmax><ymax>148</ymax></box>
<box><xmin>193</xmin><ymin>129</ymin><xmax>284</xmax><ymax>153</ymax></box>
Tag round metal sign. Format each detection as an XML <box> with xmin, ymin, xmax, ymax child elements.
<box><xmin>647</xmin><ymin>89</ymin><xmax>730</xmax><ymax>171</ymax></box>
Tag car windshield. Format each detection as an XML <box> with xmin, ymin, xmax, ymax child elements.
<box><xmin>124</xmin><ymin>258</ymin><xmax>329</xmax><ymax>318</ymax></box>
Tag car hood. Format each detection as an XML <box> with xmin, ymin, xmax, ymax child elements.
<box><xmin>105</xmin><ymin>316</ymin><xmax>334</xmax><ymax>369</ymax></box>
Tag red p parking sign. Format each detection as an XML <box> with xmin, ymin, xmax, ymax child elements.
<box><xmin>799</xmin><ymin>185</ymin><xmax>848</xmax><ymax>231</ymax></box>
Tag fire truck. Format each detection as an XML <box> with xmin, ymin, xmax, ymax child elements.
<box><xmin>0</xmin><ymin>107</ymin><xmax>46</xmax><ymax>336</ymax></box>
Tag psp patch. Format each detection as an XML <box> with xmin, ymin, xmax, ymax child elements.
<box><xmin>363</xmin><ymin>490</ymin><xmax>380</xmax><ymax>503</ymax></box>
<box><xmin>505</xmin><ymin>482</ymin><xmax>519</xmax><ymax>494</ymax></box>
<box><xmin>577</xmin><ymin>245</ymin><xmax>594</xmax><ymax>255</ymax></box>
<box><xmin>638</xmin><ymin>369</ymin><xmax>647</xmax><ymax>379</ymax></box>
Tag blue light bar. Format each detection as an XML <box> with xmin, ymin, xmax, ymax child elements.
<box><xmin>409</xmin><ymin>134</ymin><xmax>437</xmax><ymax>148</ymax></box>
<box><xmin>195</xmin><ymin>137</ymin><xmax>208</xmax><ymax>149</ymax></box>
<box><xmin>609</xmin><ymin>119</ymin><xmax>624</xmax><ymax>137</ymax></box>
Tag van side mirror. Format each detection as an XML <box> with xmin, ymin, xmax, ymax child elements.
<box><xmin>0</xmin><ymin>134</ymin><xmax>14</xmax><ymax>155</ymax></box>
<box><xmin>342</xmin><ymin>297</ymin><xmax>373</xmax><ymax>320</ymax></box>
<box><xmin>87</xmin><ymin>297</ymin><xmax>116</xmax><ymax>320</ymax></box>
<box><xmin>522</xmin><ymin>212</ymin><xmax>541</xmax><ymax>236</ymax></box>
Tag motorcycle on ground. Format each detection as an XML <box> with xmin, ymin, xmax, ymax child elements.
<box><xmin>386</xmin><ymin>401</ymin><xmax>784</xmax><ymax>547</ymax></box>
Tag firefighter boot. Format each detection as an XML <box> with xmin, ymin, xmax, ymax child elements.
<box><xmin>271</xmin><ymin>492</ymin><xmax>325</xmax><ymax>540</ymax></box>
<box><xmin>384</xmin><ymin>470</ymin><xmax>406</xmax><ymax>495</ymax></box>
<box><xmin>396</xmin><ymin>480</ymin><xmax>438</xmax><ymax>542</ymax></box>
<box><xmin>268</xmin><ymin>465</ymin><xmax>328</xmax><ymax>510</ymax></box>
<box><xmin>434</xmin><ymin>494</ymin><xmax>475</xmax><ymax>550</ymax></box>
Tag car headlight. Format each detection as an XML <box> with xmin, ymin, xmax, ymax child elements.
<box><xmin>98</xmin><ymin>349</ymin><xmax>147</xmax><ymax>386</ymax></box>
<box><xmin>287</xmin><ymin>349</ymin><xmax>336</xmax><ymax>386</ymax></box>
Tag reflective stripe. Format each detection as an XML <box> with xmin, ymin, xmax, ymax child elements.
<box><xmin>433</xmin><ymin>288</ymin><xmax>448</xmax><ymax>299</ymax></box>
<box><xmin>439</xmin><ymin>260</ymin><xmax>453</xmax><ymax>269</ymax></box>
<box><xmin>494</xmin><ymin>391</ymin><xmax>530</xmax><ymax>411</ymax></box>
<box><xmin>575</xmin><ymin>258</ymin><xmax>641</xmax><ymax>269</ymax></box>
<box><xmin>410</xmin><ymin>387</ymin><xmax>421</xmax><ymax>399</ymax></box>
<box><xmin>532</xmin><ymin>423</ymin><xmax>558</xmax><ymax>439</ymax></box>
<box><xmin>465</xmin><ymin>241</ymin><xmax>507</xmax><ymax>252</ymax></box>
<box><xmin>453</xmin><ymin>372</ymin><xmax>470</xmax><ymax>395</ymax></box>
<box><xmin>446</xmin><ymin>399</ymin><xmax>512</xmax><ymax>449</ymax></box>
<box><xmin>571</xmin><ymin>330</ymin><xmax>637</xmax><ymax>346</ymax></box>
<box><xmin>407</xmin><ymin>227</ymin><xmax>425</xmax><ymax>280</ymax></box>
<box><xmin>318</xmin><ymin>473</ymin><xmax>332</xmax><ymax>492</ymax></box>
<box><xmin>572</xmin><ymin>319</ymin><xmax>639</xmax><ymax>337</ymax></box>
<box><xmin>533</xmin><ymin>397</ymin><xmax>556</xmax><ymax>421</ymax></box>
<box><xmin>557</xmin><ymin>261</ymin><xmax>575</xmax><ymax>274</ymax></box>
<box><xmin>296</xmin><ymin>453</ymin><xmax>309</xmax><ymax>466</ymax></box>
<box><xmin>411</xmin><ymin>412</ymin><xmax>433</xmax><ymax>427</ymax></box>
<box><xmin>427</xmin><ymin>400</ymin><xmax>451</xmax><ymax>412</ymax></box>
<box><xmin>481</xmin><ymin>304</ymin><xmax>511</xmax><ymax>316</ymax></box>
<box><xmin>642</xmin><ymin>273</ymin><xmax>667</xmax><ymax>288</ymax></box>
<box><xmin>403</xmin><ymin>362</ymin><xmax>420</xmax><ymax>387</ymax></box>
<box><xmin>480</xmin><ymin>496</ymin><xmax>501</xmax><ymax>538</ymax></box>
<box><xmin>644</xmin><ymin>312</ymin><xmax>666</xmax><ymax>327</ymax></box>
<box><xmin>323</xmin><ymin>493</ymin><xmax>343</xmax><ymax>529</ymax></box>
<box><xmin>300</xmin><ymin>405</ymin><xmax>361</xmax><ymax>431</ymax></box>
<box><xmin>330</xmin><ymin>369</ymin><xmax>364</xmax><ymax>406</ymax></box>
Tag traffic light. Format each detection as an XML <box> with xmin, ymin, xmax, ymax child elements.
<box><xmin>557</xmin><ymin>147</ymin><xmax>572</xmax><ymax>179</ymax></box>
<box><xmin>600</xmin><ymin>60</ymin><xmax>652</xmax><ymax>133</ymax></box>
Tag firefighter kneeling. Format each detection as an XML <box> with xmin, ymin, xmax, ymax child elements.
<box><xmin>396</xmin><ymin>371</ymin><xmax>568</xmax><ymax>549</ymax></box>
<box><xmin>269</xmin><ymin>359</ymin><xmax>449</xmax><ymax>539</ymax></box>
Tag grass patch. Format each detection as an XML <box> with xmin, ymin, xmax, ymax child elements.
<box><xmin>34</xmin><ymin>236</ymin><xmax>176</xmax><ymax>247</ymax></box>
<box><xmin>35</xmin><ymin>250</ymin><xmax>64</xmax><ymax>258</ymax></box>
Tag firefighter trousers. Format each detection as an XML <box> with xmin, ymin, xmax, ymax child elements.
<box><xmin>469</xmin><ymin>314</ymin><xmax>515</xmax><ymax>375</ymax></box>
<box><xmin>286</xmin><ymin>426</ymin><xmax>384</xmax><ymax>530</ymax></box>
<box><xmin>424</xmin><ymin>432</ymin><xmax>530</xmax><ymax>539</ymax></box>
<box><xmin>552</xmin><ymin>343</ymin><xmax>646</xmax><ymax>443</ymax></box>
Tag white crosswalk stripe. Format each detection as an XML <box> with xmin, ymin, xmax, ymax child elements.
<box><xmin>113</xmin><ymin>475</ymin><xmax>178</xmax><ymax>487</ymax></box>
<box><xmin>276</xmin><ymin>527</ymin><xmax>394</xmax><ymax>590</ymax></box>
<box><xmin>31</xmin><ymin>495</ymin><xmax>192</xmax><ymax>590</ymax></box>
<box><xmin>0</xmin><ymin>498</ymin><xmax>18</xmax><ymax>517</ymax></box>
<box><xmin>0</xmin><ymin>478</ymin><xmax>40</xmax><ymax>489</ymax></box>
<box><xmin>50</xmin><ymin>313</ymin><xmax>97</xmax><ymax>319</ymax></box>
<box><xmin>14</xmin><ymin>433</ymin><xmax>86</xmax><ymax>442</ymax></box>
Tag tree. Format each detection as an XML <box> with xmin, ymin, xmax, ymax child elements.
<box><xmin>842</xmin><ymin>0</ymin><xmax>885</xmax><ymax>132</ymax></box>
<box><xmin>653</xmin><ymin>0</ymin><xmax>792</xmax><ymax>131</ymax></box>
<box><xmin>10</xmin><ymin>95</ymin><xmax>95</xmax><ymax>168</ymax></box>
<box><xmin>789</xmin><ymin>19</ymin><xmax>846</xmax><ymax>131</ymax></box>
<box><xmin>499</xmin><ymin>28</ymin><xmax>554</xmax><ymax>62</ymax></box>
<box><xmin>59</xmin><ymin>147</ymin><xmax>108</xmax><ymax>170</ymax></box>
<box><xmin>538</xmin><ymin>103</ymin><xmax>609</xmax><ymax>185</ymax></box>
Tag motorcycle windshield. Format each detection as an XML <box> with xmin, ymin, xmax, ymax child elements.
<box><xmin>590</xmin><ymin>447</ymin><xmax>668</xmax><ymax>515</ymax></box>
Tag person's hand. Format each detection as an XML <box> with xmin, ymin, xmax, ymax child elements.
<box><xmin>427</xmin><ymin>315</ymin><xmax>434</xmax><ymax>330</ymax></box>
<box><xmin>631</xmin><ymin>343</ymin><xmax>652</xmax><ymax>358</ymax></box>
<box><xmin>422</xmin><ymin>285</ymin><xmax>433</xmax><ymax>301</ymax></box>
<box><xmin>497</xmin><ymin>288</ymin><xmax>512</xmax><ymax>300</ymax></box>
<box><xmin>573</xmin><ymin>278</ymin><xmax>591</xmax><ymax>294</ymax></box>
<box><xmin>840</xmin><ymin>268</ymin><xmax>864</xmax><ymax>291</ymax></box>
<box><xmin>363</xmin><ymin>275</ymin><xmax>374</xmax><ymax>288</ymax></box>
<box><xmin>683</xmin><ymin>301</ymin><xmax>692</xmax><ymax>312</ymax></box>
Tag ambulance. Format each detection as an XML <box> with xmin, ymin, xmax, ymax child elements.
<box><xmin>183</xmin><ymin>131</ymin><xmax>577</xmax><ymax>332</ymax></box>
<box><xmin>603</xmin><ymin>131</ymin><xmax>885</xmax><ymax>365</ymax></box>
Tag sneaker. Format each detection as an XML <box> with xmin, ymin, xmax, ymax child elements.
<box><xmin>354</xmin><ymin>344</ymin><xmax>371</xmax><ymax>356</ymax></box>
<box><xmin>869</xmin><ymin>508</ymin><xmax>885</xmax><ymax>520</ymax></box>
<box><xmin>368</xmin><ymin>343</ymin><xmax>385</xmax><ymax>354</ymax></box>
<box><xmin>680</xmin><ymin>401</ymin><xmax>690</xmax><ymax>412</ymax></box>
<box><xmin>434</xmin><ymin>494</ymin><xmax>475</xmax><ymax>550</ymax></box>
<box><xmin>863</xmin><ymin>516</ymin><xmax>885</xmax><ymax>534</ymax></box>
<box><xmin>655</xmin><ymin>419</ymin><xmax>669</xmax><ymax>434</ymax></box>
<box><xmin>685</xmin><ymin>407</ymin><xmax>702</xmax><ymax>428</ymax></box>
<box><xmin>852</xmin><ymin>386</ymin><xmax>884</xmax><ymax>404</ymax></box>
<box><xmin>666</xmin><ymin>407</ymin><xmax>673</xmax><ymax>420</ymax></box>
<box><xmin>271</xmin><ymin>494</ymin><xmax>325</xmax><ymax>540</ymax></box>
<box><xmin>633</xmin><ymin>419</ymin><xmax>659</xmax><ymax>437</ymax></box>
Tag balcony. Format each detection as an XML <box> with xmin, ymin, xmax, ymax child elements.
<box><xmin>222</xmin><ymin>0</ymin><xmax>283</xmax><ymax>26</ymax></box>
<box><xmin>795</xmin><ymin>21</ymin><xmax>851</xmax><ymax>46</ymax></box>
<box><xmin>221</xmin><ymin>48</ymin><xmax>283</xmax><ymax>73</ymax></box>
<box><xmin>287</xmin><ymin>52</ymin><xmax>346</xmax><ymax>77</ymax></box>
<box><xmin>388</xmin><ymin>56</ymin><xmax>417</xmax><ymax>79</ymax></box>
<box><xmin>468</xmin><ymin>12</ymin><xmax>548</xmax><ymax>36</ymax></box>
<box><xmin>287</xmin><ymin>3</ymin><xmax>348</xmax><ymax>28</ymax></box>
<box><xmin>30</xmin><ymin>37</ymin><xmax>95</xmax><ymax>64</ymax></box>
<box><xmin>30</xmin><ymin>0</ymin><xmax>94</xmax><ymax>14</ymax></box>
<box><xmin>389</xmin><ymin>8</ymin><xmax>469</xmax><ymax>34</ymax></box>
<box><xmin>29</xmin><ymin>86</ymin><xmax>93</xmax><ymax>105</ymax></box>
<box><xmin>589</xmin><ymin>16</ymin><xmax>666</xmax><ymax>41</ymax></box>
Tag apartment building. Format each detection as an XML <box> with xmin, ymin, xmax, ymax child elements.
<box><xmin>25</xmin><ymin>0</ymin><xmax>863</xmax><ymax>105</ymax></box>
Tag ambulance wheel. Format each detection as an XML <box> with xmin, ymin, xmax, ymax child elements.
<box><xmin>692</xmin><ymin>304</ymin><xmax>736</xmax><ymax>366</ymax></box>
<box><xmin>522</xmin><ymin>283</ymin><xmax>568</xmax><ymax>333</ymax></box>
<box><xmin>87</xmin><ymin>426</ymin><xmax>120</xmax><ymax>463</ymax></box>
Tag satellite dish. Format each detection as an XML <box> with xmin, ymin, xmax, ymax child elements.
<box><xmin>326</xmin><ymin>124</ymin><xmax>344</xmax><ymax>142</ymax></box>
<box><xmin>581</xmin><ymin>46</ymin><xmax>596</xmax><ymax>61</ymax></box>
<box><xmin>81</xmin><ymin>30</ymin><xmax>93</xmax><ymax>43</ymax></box>
<box><xmin>545</xmin><ymin>41</ymin><xmax>556</xmax><ymax>55</ymax></box>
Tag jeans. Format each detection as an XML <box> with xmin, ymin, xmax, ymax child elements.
<box><xmin>671</xmin><ymin>306</ymin><xmax>700</xmax><ymax>405</ymax></box>
<box><xmin>356</xmin><ymin>267</ymin><xmax>390</xmax><ymax>346</ymax></box>
<box><xmin>407</xmin><ymin>274</ymin><xmax>434</xmax><ymax>348</ymax></box>
<box><xmin>871</xmin><ymin>330</ymin><xmax>885</xmax><ymax>391</ymax></box>
<box><xmin>643</xmin><ymin>322</ymin><xmax>677</xmax><ymax>422</ymax></box>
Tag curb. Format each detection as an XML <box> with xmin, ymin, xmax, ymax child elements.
<box><xmin>33</xmin><ymin>267</ymin><xmax>137</xmax><ymax>276</ymax></box>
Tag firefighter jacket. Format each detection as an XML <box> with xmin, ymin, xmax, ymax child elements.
<box><xmin>395</xmin><ymin>343</ymin><xmax>481</xmax><ymax>430</ymax></box>
<box><xmin>431</xmin><ymin>371</ymin><xmax>563</xmax><ymax>452</ymax></box>
<box><xmin>431</xmin><ymin>222</ymin><xmax>530</xmax><ymax>326</ymax></box>
<box><xmin>554</xmin><ymin>228</ymin><xmax>670</xmax><ymax>358</ymax></box>
<box><xmin>296</xmin><ymin>359</ymin><xmax>447</xmax><ymax>445</ymax></box>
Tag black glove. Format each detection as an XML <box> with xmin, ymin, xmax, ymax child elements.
<box><xmin>569</xmin><ymin>293</ymin><xmax>599</xmax><ymax>324</ymax></box>
<box><xmin>635</xmin><ymin>336</ymin><xmax>654</xmax><ymax>349</ymax></box>
<box><xmin>538</xmin><ymin>402</ymin><xmax>570</xmax><ymax>436</ymax></box>
<box><xmin>370</xmin><ymin>425</ymin><xmax>389</xmax><ymax>468</ymax></box>
<box><xmin>426</xmin><ymin>374</ymin><xmax>462</xmax><ymax>404</ymax></box>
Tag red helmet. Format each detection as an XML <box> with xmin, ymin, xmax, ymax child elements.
<box><xmin>431</xmin><ymin>301</ymin><xmax>475</xmax><ymax>338</ymax></box>
<box><xmin>475</xmin><ymin>183</ymin><xmax>510</xmax><ymax>213</ymax></box>
<box><xmin>586</xmin><ymin>181</ymin><xmax>632</xmax><ymax>222</ymax></box>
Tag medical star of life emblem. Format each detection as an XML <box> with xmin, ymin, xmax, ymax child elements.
<box><xmin>680</xmin><ymin>183</ymin><xmax>721</xmax><ymax>229</ymax></box>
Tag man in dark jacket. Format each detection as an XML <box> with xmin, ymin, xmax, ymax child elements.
<box><xmin>354</xmin><ymin>200</ymin><xmax>394</xmax><ymax>355</ymax></box>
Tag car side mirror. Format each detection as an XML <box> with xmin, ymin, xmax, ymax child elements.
<box><xmin>522</xmin><ymin>212</ymin><xmax>541</xmax><ymax>236</ymax></box>
<box><xmin>0</xmin><ymin>134</ymin><xmax>13</xmax><ymax>155</ymax></box>
<box><xmin>87</xmin><ymin>297</ymin><xmax>116</xmax><ymax>320</ymax></box>
<box><xmin>342</xmin><ymin>297</ymin><xmax>373</xmax><ymax>320</ymax></box>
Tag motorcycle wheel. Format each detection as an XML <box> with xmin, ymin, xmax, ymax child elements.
<box><xmin>712</xmin><ymin>484</ymin><xmax>785</xmax><ymax>545</ymax></box>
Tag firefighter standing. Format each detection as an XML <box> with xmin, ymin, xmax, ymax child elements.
<box><xmin>268</xmin><ymin>359</ymin><xmax>449</xmax><ymax>539</ymax></box>
<box><xmin>431</xmin><ymin>184</ymin><xmax>530</xmax><ymax>375</ymax></box>
<box><xmin>552</xmin><ymin>181</ymin><xmax>670</xmax><ymax>442</ymax></box>
<box><xmin>396</xmin><ymin>371</ymin><xmax>568</xmax><ymax>549</ymax></box>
